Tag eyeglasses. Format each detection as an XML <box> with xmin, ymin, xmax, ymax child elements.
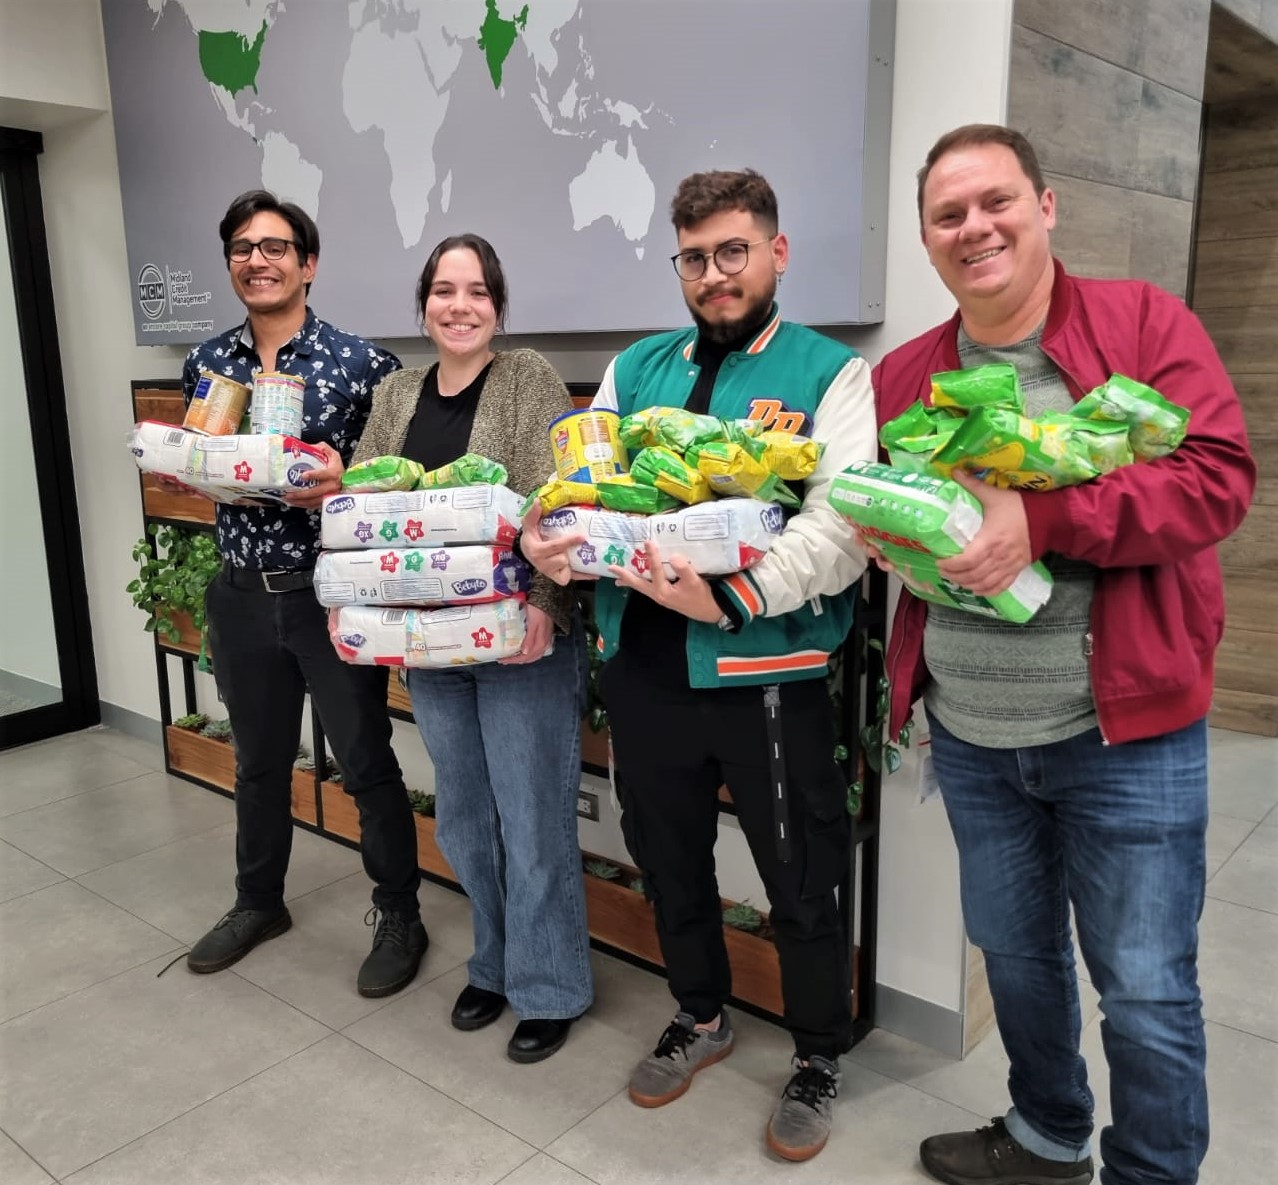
<box><xmin>670</xmin><ymin>237</ymin><xmax>775</xmax><ymax>282</ymax></box>
<box><xmin>226</xmin><ymin>237</ymin><xmax>302</xmax><ymax>263</ymax></box>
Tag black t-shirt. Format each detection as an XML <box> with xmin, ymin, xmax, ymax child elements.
<box><xmin>400</xmin><ymin>361</ymin><xmax>492</xmax><ymax>470</ymax></box>
<box><xmin>616</xmin><ymin>325</ymin><xmax>757</xmax><ymax>686</ymax></box>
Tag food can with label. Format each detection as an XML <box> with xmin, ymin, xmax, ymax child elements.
<box><xmin>183</xmin><ymin>371</ymin><xmax>251</xmax><ymax>436</ymax></box>
<box><xmin>549</xmin><ymin>408</ymin><xmax>627</xmax><ymax>483</ymax></box>
<box><xmin>250</xmin><ymin>372</ymin><xmax>306</xmax><ymax>437</ymax></box>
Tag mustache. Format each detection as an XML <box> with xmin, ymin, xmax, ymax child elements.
<box><xmin>696</xmin><ymin>285</ymin><xmax>742</xmax><ymax>305</ymax></box>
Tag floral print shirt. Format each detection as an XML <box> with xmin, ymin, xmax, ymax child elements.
<box><xmin>181</xmin><ymin>308</ymin><xmax>400</xmax><ymax>569</ymax></box>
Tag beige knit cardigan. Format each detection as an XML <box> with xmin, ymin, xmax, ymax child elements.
<box><xmin>350</xmin><ymin>348</ymin><xmax>576</xmax><ymax>633</ymax></box>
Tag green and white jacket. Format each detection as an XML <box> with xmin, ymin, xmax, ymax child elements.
<box><xmin>593</xmin><ymin>306</ymin><xmax>876</xmax><ymax>686</ymax></box>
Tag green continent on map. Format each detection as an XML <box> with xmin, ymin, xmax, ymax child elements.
<box><xmin>197</xmin><ymin>22</ymin><xmax>269</xmax><ymax>95</ymax></box>
<box><xmin>477</xmin><ymin>0</ymin><xmax>529</xmax><ymax>89</ymax></box>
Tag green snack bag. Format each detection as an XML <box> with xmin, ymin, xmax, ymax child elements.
<box><xmin>881</xmin><ymin>402</ymin><xmax>961</xmax><ymax>474</ymax></box>
<box><xmin>417</xmin><ymin>452</ymin><xmax>508</xmax><ymax>488</ymax></box>
<box><xmin>1039</xmin><ymin>413</ymin><xmax>1134</xmax><ymax>474</ymax></box>
<box><xmin>687</xmin><ymin>441</ymin><xmax>802</xmax><ymax>508</ymax></box>
<box><xmin>596</xmin><ymin>474</ymin><xmax>681</xmax><ymax>514</ymax></box>
<box><xmin>630</xmin><ymin>446</ymin><xmax>714</xmax><ymax>504</ymax></box>
<box><xmin>930</xmin><ymin>362</ymin><xmax>1025</xmax><ymax>413</ymax></box>
<box><xmin>617</xmin><ymin>407</ymin><xmax>725</xmax><ymax>453</ymax></box>
<box><xmin>618</xmin><ymin>407</ymin><xmax>666</xmax><ymax>450</ymax></box>
<box><xmin>519</xmin><ymin>479</ymin><xmax>600</xmax><ymax>516</ymax></box>
<box><xmin>719</xmin><ymin>418</ymin><xmax>769</xmax><ymax>458</ymax></box>
<box><xmin>828</xmin><ymin>461</ymin><xmax>1053</xmax><ymax>622</ymax></box>
<box><xmin>932</xmin><ymin>406</ymin><xmax>1100</xmax><ymax>489</ymax></box>
<box><xmin>1071</xmin><ymin>374</ymin><xmax>1189</xmax><ymax>460</ymax></box>
<box><xmin>341</xmin><ymin>455</ymin><xmax>427</xmax><ymax>492</ymax></box>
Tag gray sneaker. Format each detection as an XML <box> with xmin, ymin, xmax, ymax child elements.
<box><xmin>767</xmin><ymin>1054</ymin><xmax>840</xmax><ymax>1162</ymax></box>
<box><xmin>628</xmin><ymin>1010</ymin><xmax>735</xmax><ymax>1107</ymax></box>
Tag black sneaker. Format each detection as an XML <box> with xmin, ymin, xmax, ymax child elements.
<box><xmin>357</xmin><ymin>907</ymin><xmax>428</xmax><ymax>998</ymax></box>
<box><xmin>187</xmin><ymin>907</ymin><xmax>292</xmax><ymax>973</ymax></box>
<box><xmin>921</xmin><ymin>1118</ymin><xmax>1094</xmax><ymax>1185</ymax></box>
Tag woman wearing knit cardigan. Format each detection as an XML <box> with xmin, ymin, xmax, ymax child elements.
<box><xmin>348</xmin><ymin>235</ymin><xmax>592</xmax><ymax>1062</ymax></box>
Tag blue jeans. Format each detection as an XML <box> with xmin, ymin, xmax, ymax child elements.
<box><xmin>927</xmin><ymin>714</ymin><xmax>1209</xmax><ymax>1185</ymax></box>
<box><xmin>408</xmin><ymin>616</ymin><xmax>593</xmax><ymax>1020</ymax></box>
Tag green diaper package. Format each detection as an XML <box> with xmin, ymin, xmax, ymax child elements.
<box><xmin>341</xmin><ymin>455</ymin><xmax>427</xmax><ymax>492</ymax></box>
<box><xmin>1071</xmin><ymin>374</ymin><xmax>1190</xmax><ymax>460</ymax></box>
<box><xmin>828</xmin><ymin>461</ymin><xmax>1053</xmax><ymax>622</ymax></box>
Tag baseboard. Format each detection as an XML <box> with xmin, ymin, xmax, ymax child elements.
<box><xmin>874</xmin><ymin>984</ymin><xmax>965</xmax><ymax>1058</ymax></box>
<box><xmin>95</xmin><ymin>702</ymin><xmax>163</xmax><ymax>746</ymax></box>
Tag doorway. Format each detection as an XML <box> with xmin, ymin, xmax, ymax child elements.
<box><xmin>0</xmin><ymin>126</ymin><xmax>99</xmax><ymax>748</ymax></box>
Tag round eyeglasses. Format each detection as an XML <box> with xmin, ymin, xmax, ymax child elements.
<box><xmin>226</xmin><ymin>237</ymin><xmax>303</xmax><ymax>263</ymax></box>
<box><xmin>670</xmin><ymin>237</ymin><xmax>775</xmax><ymax>282</ymax></box>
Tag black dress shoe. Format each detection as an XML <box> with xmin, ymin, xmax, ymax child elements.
<box><xmin>507</xmin><ymin>1017</ymin><xmax>575</xmax><ymax>1064</ymax></box>
<box><xmin>187</xmin><ymin>907</ymin><xmax>292</xmax><ymax>973</ymax></box>
<box><xmin>451</xmin><ymin>984</ymin><xmax>506</xmax><ymax>1031</ymax></box>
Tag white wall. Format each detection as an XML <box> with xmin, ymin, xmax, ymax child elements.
<box><xmin>4</xmin><ymin>0</ymin><xmax>1014</xmax><ymax>1035</ymax></box>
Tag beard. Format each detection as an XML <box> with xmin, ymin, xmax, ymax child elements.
<box><xmin>689</xmin><ymin>277</ymin><xmax>777</xmax><ymax>345</ymax></box>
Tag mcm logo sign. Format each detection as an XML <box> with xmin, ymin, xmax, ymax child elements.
<box><xmin>136</xmin><ymin>263</ymin><xmax>166</xmax><ymax>321</ymax></box>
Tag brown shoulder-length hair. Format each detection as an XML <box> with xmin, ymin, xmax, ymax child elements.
<box><xmin>669</xmin><ymin>168</ymin><xmax>779</xmax><ymax>234</ymax></box>
<box><xmin>414</xmin><ymin>233</ymin><xmax>509</xmax><ymax>332</ymax></box>
<box><xmin>916</xmin><ymin>125</ymin><xmax>1047</xmax><ymax>222</ymax></box>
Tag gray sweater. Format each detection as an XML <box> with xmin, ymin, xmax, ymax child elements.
<box><xmin>351</xmin><ymin>348</ymin><xmax>577</xmax><ymax>633</ymax></box>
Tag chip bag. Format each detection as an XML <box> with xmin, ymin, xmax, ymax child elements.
<box><xmin>686</xmin><ymin>441</ymin><xmax>801</xmax><ymax>508</ymax></box>
<box><xmin>756</xmin><ymin>431</ymin><xmax>823</xmax><ymax>480</ymax></box>
<box><xmin>341</xmin><ymin>455</ymin><xmax>427</xmax><ymax>492</ymax></box>
<box><xmin>520</xmin><ymin>479</ymin><xmax>601</xmax><ymax>516</ymax></box>
<box><xmin>1071</xmin><ymin>374</ymin><xmax>1190</xmax><ymax>460</ymax></box>
<box><xmin>618</xmin><ymin>407</ymin><xmax>726</xmax><ymax>453</ymax></box>
<box><xmin>417</xmin><ymin>453</ymin><xmax>509</xmax><ymax>489</ymax></box>
<box><xmin>930</xmin><ymin>406</ymin><xmax>1102</xmax><ymax>490</ymax></box>
<box><xmin>930</xmin><ymin>363</ymin><xmax>1024</xmax><ymax>413</ymax></box>
<box><xmin>595</xmin><ymin>474</ymin><xmax>681</xmax><ymax>514</ymax></box>
<box><xmin>880</xmin><ymin>402</ymin><xmax>962</xmax><ymax>474</ymax></box>
<box><xmin>630</xmin><ymin>446</ymin><xmax>714</xmax><ymax>505</ymax></box>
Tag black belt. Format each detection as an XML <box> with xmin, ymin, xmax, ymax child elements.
<box><xmin>222</xmin><ymin>563</ymin><xmax>315</xmax><ymax>593</ymax></box>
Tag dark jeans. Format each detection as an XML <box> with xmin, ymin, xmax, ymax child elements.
<box><xmin>205</xmin><ymin>572</ymin><xmax>420</xmax><ymax>916</ymax></box>
<box><xmin>600</xmin><ymin>655</ymin><xmax>852</xmax><ymax>1059</ymax></box>
<box><xmin>927</xmin><ymin>713</ymin><xmax>1209</xmax><ymax>1185</ymax></box>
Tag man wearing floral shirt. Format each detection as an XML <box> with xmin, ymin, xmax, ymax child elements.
<box><xmin>181</xmin><ymin>190</ymin><xmax>425</xmax><ymax>996</ymax></box>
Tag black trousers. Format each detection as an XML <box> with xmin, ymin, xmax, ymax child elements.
<box><xmin>205</xmin><ymin>573</ymin><xmax>420</xmax><ymax>915</ymax></box>
<box><xmin>599</xmin><ymin>654</ymin><xmax>853</xmax><ymax>1059</ymax></box>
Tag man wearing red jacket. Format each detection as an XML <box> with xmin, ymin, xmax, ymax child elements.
<box><xmin>872</xmin><ymin>126</ymin><xmax>1255</xmax><ymax>1185</ymax></box>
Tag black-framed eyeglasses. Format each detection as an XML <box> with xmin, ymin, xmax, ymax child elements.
<box><xmin>670</xmin><ymin>237</ymin><xmax>775</xmax><ymax>282</ymax></box>
<box><xmin>226</xmin><ymin>236</ymin><xmax>303</xmax><ymax>263</ymax></box>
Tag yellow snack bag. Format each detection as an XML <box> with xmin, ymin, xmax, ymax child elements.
<box><xmin>630</xmin><ymin>446</ymin><xmax>714</xmax><ymax>504</ymax></box>
<box><xmin>687</xmin><ymin>442</ymin><xmax>801</xmax><ymax>508</ymax></box>
<box><xmin>521</xmin><ymin>479</ymin><xmax>601</xmax><ymax>515</ymax></box>
<box><xmin>757</xmin><ymin>431</ymin><xmax>823</xmax><ymax>480</ymax></box>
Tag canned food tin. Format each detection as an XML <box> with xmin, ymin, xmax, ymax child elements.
<box><xmin>549</xmin><ymin>408</ymin><xmax>626</xmax><ymax>483</ymax></box>
<box><xmin>183</xmin><ymin>371</ymin><xmax>251</xmax><ymax>436</ymax></box>
<box><xmin>250</xmin><ymin>372</ymin><xmax>306</xmax><ymax>437</ymax></box>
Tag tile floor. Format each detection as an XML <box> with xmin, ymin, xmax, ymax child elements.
<box><xmin>0</xmin><ymin>725</ymin><xmax>1273</xmax><ymax>1184</ymax></box>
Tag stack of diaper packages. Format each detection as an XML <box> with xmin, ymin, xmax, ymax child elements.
<box><xmin>318</xmin><ymin>455</ymin><xmax>531</xmax><ymax>666</ymax></box>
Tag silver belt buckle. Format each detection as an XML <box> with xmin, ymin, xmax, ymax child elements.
<box><xmin>260</xmin><ymin>569</ymin><xmax>291</xmax><ymax>593</ymax></box>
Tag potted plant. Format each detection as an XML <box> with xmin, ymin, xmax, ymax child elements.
<box><xmin>127</xmin><ymin>524</ymin><xmax>221</xmax><ymax>655</ymax></box>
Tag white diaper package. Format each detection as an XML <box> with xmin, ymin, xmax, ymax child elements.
<box><xmin>313</xmin><ymin>546</ymin><xmax>529</xmax><ymax>607</ymax></box>
<box><xmin>538</xmin><ymin>497</ymin><xmax>784</xmax><ymax>578</ymax></box>
<box><xmin>320</xmin><ymin>486</ymin><xmax>523</xmax><ymax>550</ymax></box>
<box><xmin>127</xmin><ymin>420</ymin><xmax>327</xmax><ymax>504</ymax></box>
<box><xmin>331</xmin><ymin>601</ymin><xmax>527</xmax><ymax>667</ymax></box>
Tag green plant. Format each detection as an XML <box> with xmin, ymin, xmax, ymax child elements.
<box><xmin>584</xmin><ymin>857</ymin><xmax>621</xmax><ymax>881</ymax></box>
<box><xmin>127</xmin><ymin>525</ymin><xmax>221</xmax><ymax>644</ymax></box>
<box><xmin>174</xmin><ymin>712</ymin><xmax>209</xmax><ymax>731</ymax></box>
<box><xmin>201</xmin><ymin>718</ymin><xmax>233</xmax><ymax>742</ymax></box>
<box><xmin>582</xmin><ymin>613</ymin><xmax>608</xmax><ymax>733</ymax></box>
<box><xmin>722</xmin><ymin>900</ymin><xmax>764</xmax><ymax>933</ymax></box>
<box><xmin>407</xmin><ymin>789</ymin><xmax>436</xmax><ymax>817</ymax></box>
<box><xmin>845</xmin><ymin>637</ymin><xmax>912</xmax><ymax>816</ymax></box>
<box><xmin>293</xmin><ymin>745</ymin><xmax>315</xmax><ymax>771</ymax></box>
<box><xmin>628</xmin><ymin>876</ymin><xmax>646</xmax><ymax>895</ymax></box>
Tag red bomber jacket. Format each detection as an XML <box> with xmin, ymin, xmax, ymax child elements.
<box><xmin>872</xmin><ymin>260</ymin><xmax>1256</xmax><ymax>746</ymax></box>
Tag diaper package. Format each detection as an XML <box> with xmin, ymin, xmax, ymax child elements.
<box><xmin>127</xmin><ymin>420</ymin><xmax>327</xmax><ymax>503</ymax></box>
<box><xmin>320</xmin><ymin>486</ymin><xmax>523</xmax><ymax>550</ymax></box>
<box><xmin>539</xmin><ymin>498</ymin><xmax>784</xmax><ymax>579</ymax></box>
<box><xmin>829</xmin><ymin>461</ymin><xmax>1052</xmax><ymax>622</ymax></box>
<box><xmin>314</xmin><ymin>546</ymin><xmax>529</xmax><ymax>607</ymax></box>
<box><xmin>331</xmin><ymin>600</ymin><xmax>526</xmax><ymax>666</ymax></box>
